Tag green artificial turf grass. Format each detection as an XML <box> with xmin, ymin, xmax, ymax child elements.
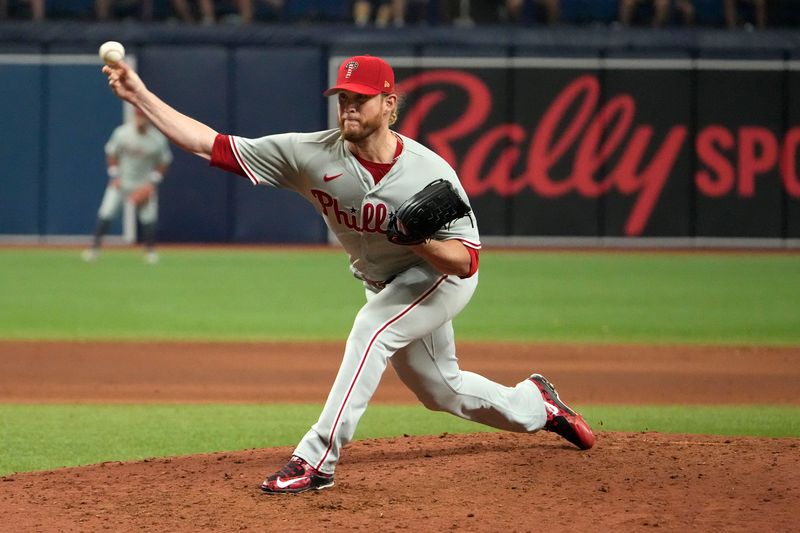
<box><xmin>0</xmin><ymin>404</ymin><xmax>313</xmax><ymax>475</ymax></box>
<box><xmin>0</xmin><ymin>249</ymin><xmax>363</xmax><ymax>341</ymax></box>
<box><xmin>580</xmin><ymin>405</ymin><xmax>800</xmax><ymax>438</ymax></box>
<box><xmin>462</xmin><ymin>251</ymin><xmax>800</xmax><ymax>344</ymax></box>
<box><xmin>0</xmin><ymin>403</ymin><xmax>489</xmax><ymax>476</ymax></box>
<box><xmin>1</xmin><ymin>403</ymin><xmax>798</xmax><ymax>476</ymax></box>
<box><xmin>0</xmin><ymin>248</ymin><xmax>798</xmax><ymax>344</ymax></box>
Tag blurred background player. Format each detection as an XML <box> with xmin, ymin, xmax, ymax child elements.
<box><xmin>83</xmin><ymin>107</ymin><xmax>172</xmax><ymax>264</ymax></box>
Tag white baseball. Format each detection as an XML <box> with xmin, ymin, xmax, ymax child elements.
<box><xmin>99</xmin><ymin>41</ymin><xmax>125</xmax><ymax>66</ymax></box>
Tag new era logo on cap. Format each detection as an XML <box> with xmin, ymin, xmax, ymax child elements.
<box><xmin>323</xmin><ymin>55</ymin><xmax>395</xmax><ymax>96</ymax></box>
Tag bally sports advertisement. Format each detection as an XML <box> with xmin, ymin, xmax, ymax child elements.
<box><xmin>384</xmin><ymin>57</ymin><xmax>800</xmax><ymax>240</ymax></box>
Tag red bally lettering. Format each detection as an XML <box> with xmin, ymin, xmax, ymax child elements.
<box><xmin>529</xmin><ymin>75</ymin><xmax>600</xmax><ymax>197</ymax></box>
<box><xmin>781</xmin><ymin>127</ymin><xmax>800</xmax><ymax>197</ymax></box>
<box><xmin>696</xmin><ymin>125</ymin><xmax>735</xmax><ymax>197</ymax></box>
<box><xmin>564</xmin><ymin>81</ymin><xmax>686</xmax><ymax>235</ymax></box>
<box><xmin>696</xmin><ymin>126</ymin><xmax>790</xmax><ymax>198</ymax></box>
<box><xmin>608</xmin><ymin>125</ymin><xmax>686</xmax><ymax>236</ymax></box>
<box><xmin>461</xmin><ymin>124</ymin><xmax>527</xmax><ymax>196</ymax></box>
<box><xmin>398</xmin><ymin>72</ymin><xmax>687</xmax><ymax>236</ymax></box>
<box><xmin>397</xmin><ymin>70</ymin><xmax>491</xmax><ymax>168</ymax></box>
<box><xmin>398</xmin><ymin>69</ymin><xmax>798</xmax><ymax>235</ymax></box>
<box><xmin>571</xmin><ymin>92</ymin><xmax>633</xmax><ymax>197</ymax></box>
<box><xmin>738</xmin><ymin>126</ymin><xmax>778</xmax><ymax>197</ymax></box>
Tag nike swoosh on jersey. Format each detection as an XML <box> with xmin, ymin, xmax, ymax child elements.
<box><xmin>323</xmin><ymin>173</ymin><xmax>343</xmax><ymax>182</ymax></box>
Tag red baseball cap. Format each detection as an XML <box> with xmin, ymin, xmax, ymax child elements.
<box><xmin>323</xmin><ymin>55</ymin><xmax>395</xmax><ymax>96</ymax></box>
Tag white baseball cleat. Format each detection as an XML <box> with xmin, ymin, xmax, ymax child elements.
<box><xmin>144</xmin><ymin>251</ymin><xmax>159</xmax><ymax>265</ymax></box>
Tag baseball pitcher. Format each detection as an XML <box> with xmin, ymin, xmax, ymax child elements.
<box><xmin>101</xmin><ymin>53</ymin><xmax>595</xmax><ymax>494</ymax></box>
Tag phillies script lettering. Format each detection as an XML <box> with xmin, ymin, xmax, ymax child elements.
<box><xmin>396</xmin><ymin>71</ymin><xmax>800</xmax><ymax>236</ymax></box>
<box><xmin>311</xmin><ymin>189</ymin><xmax>388</xmax><ymax>233</ymax></box>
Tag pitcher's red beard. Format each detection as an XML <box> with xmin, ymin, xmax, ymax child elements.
<box><xmin>339</xmin><ymin>114</ymin><xmax>382</xmax><ymax>143</ymax></box>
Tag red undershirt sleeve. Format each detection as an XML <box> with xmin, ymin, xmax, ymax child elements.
<box><xmin>210</xmin><ymin>134</ymin><xmax>247</xmax><ymax>178</ymax></box>
<box><xmin>461</xmin><ymin>246</ymin><xmax>480</xmax><ymax>278</ymax></box>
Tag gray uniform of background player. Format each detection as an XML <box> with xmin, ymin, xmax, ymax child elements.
<box><xmin>225</xmin><ymin>128</ymin><xmax>547</xmax><ymax>474</ymax></box>
<box><xmin>98</xmin><ymin>120</ymin><xmax>172</xmax><ymax>225</ymax></box>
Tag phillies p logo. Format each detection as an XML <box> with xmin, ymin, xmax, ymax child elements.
<box><xmin>345</xmin><ymin>61</ymin><xmax>359</xmax><ymax>79</ymax></box>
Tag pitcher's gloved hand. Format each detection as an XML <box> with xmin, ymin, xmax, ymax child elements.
<box><xmin>386</xmin><ymin>179</ymin><xmax>471</xmax><ymax>245</ymax></box>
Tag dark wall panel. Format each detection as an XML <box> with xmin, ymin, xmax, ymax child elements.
<box><xmin>787</xmin><ymin>64</ymin><xmax>800</xmax><ymax>239</ymax></box>
<box><xmin>0</xmin><ymin>63</ymin><xmax>42</xmax><ymax>234</ymax></box>
<box><xmin>231</xmin><ymin>47</ymin><xmax>327</xmax><ymax>243</ymax></box>
<box><xmin>140</xmin><ymin>46</ymin><xmax>230</xmax><ymax>242</ymax></box>
<box><xmin>695</xmin><ymin>65</ymin><xmax>785</xmax><ymax>237</ymax></box>
<box><xmin>602</xmin><ymin>61</ymin><xmax>693</xmax><ymax>237</ymax></box>
<box><xmin>411</xmin><ymin>54</ymin><xmax>510</xmax><ymax>237</ymax></box>
<box><xmin>509</xmin><ymin>66</ymin><xmax>603</xmax><ymax>236</ymax></box>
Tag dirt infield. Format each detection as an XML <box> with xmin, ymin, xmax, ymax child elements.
<box><xmin>1</xmin><ymin>341</ymin><xmax>799</xmax><ymax>532</ymax></box>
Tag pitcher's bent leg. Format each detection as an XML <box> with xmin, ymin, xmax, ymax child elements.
<box><xmin>391</xmin><ymin>324</ymin><xmax>547</xmax><ymax>433</ymax></box>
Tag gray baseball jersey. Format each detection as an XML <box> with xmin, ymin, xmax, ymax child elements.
<box><xmin>213</xmin><ymin>129</ymin><xmax>546</xmax><ymax>474</ymax></box>
<box><xmin>97</xmin><ymin>123</ymin><xmax>172</xmax><ymax>224</ymax></box>
<box><xmin>228</xmin><ymin>128</ymin><xmax>479</xmax><ymax>283</ymax></box>
<box><xmin>105</xmin><ymin>122</ymin><xmax>172</xmax><ymax>190</ymax></box>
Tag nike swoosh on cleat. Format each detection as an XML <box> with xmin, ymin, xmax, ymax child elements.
<box><xmin>544</xmin><ymin>403</ymin><xmax>560</xmax><ymax>416</ymax></box>
<box><xmin>323</xmin><ymin>173</ymin><xmax>343</xmax><ymax>182</ymax></box>
<box><xmin>274</xmin><ymin>476</ymin><xmax>307</xmax><ymax>489</ymax></box>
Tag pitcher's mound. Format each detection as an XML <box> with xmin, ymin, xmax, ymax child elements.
<box><xmin>2</xmin><ymin>431</ymin><xmax>798</xmax><ymax>532</ymax></box>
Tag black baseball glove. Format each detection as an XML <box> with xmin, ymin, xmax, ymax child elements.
<box><xmin>386</xmin><ymin>179</ymin><xmax>472</xmax><ymax>245</ymax></box>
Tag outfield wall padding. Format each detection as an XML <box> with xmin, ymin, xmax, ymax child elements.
<box><xmin>1</xmin><ymin>25</ymin><xmax>798</xmax><ymax>244</ymax></box>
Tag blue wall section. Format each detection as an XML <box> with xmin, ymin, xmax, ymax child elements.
<box><xmin>0</xmin><ymin>64</ymin><xmax>42</xmax><ymax>234</ymax></box>
<box><xmin>231</xmin><ymin>46</ymin><xmax>327</xmax><ymax>243</ymax></box>
<box><xmin>45</xmin><ymin>63</ymin><xmax>121</xmax><ymax>235</ymax></box>
<box><xmin>140</xmin><ymin>46</ymin><xmax>231</xmax><ymax>242</ymax></box>
<box><xmin>0</xmin><ymin>60</ymin><xmax>120</xmax><ymax>236</ymax></box>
